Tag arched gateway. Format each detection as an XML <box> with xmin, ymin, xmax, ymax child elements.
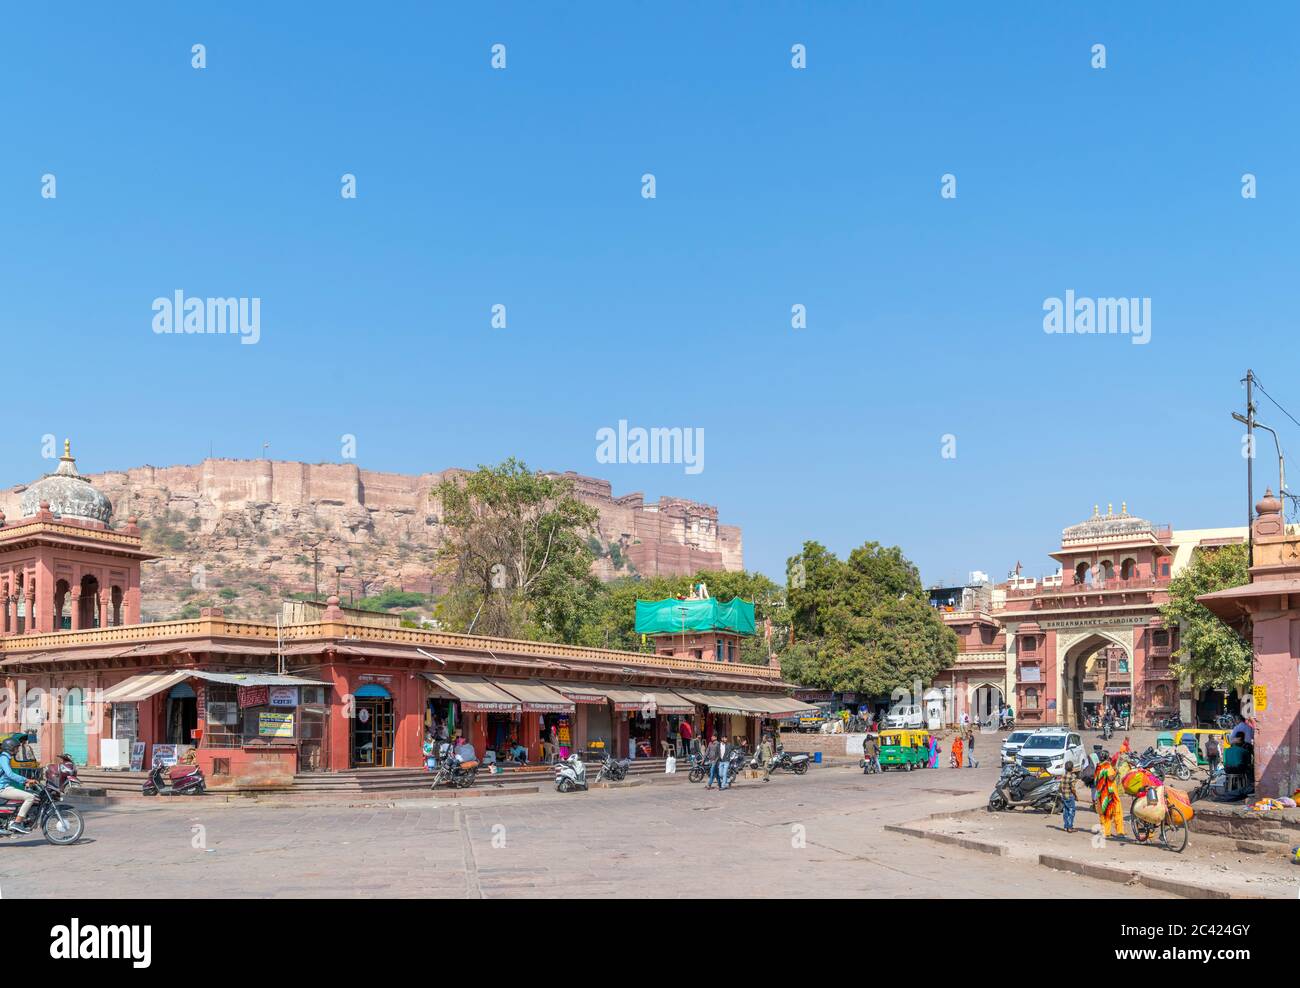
<box><xmin>999</xmin><ymin>505</ymin><xmax>1182</xmax><ymax>729</ymax></box>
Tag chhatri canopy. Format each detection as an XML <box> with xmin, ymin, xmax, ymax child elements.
<box><xmin>634</xmin><ymin>597</ymin><xmax>756</xmax><ymax>636</ymax></box>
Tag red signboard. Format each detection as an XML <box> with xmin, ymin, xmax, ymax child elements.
<box><xmin>238</xmin><ymin>685</ymin><xmax>270</xmax><ymax>709</ymax></box>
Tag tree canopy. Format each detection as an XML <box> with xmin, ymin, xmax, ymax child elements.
<box><xmin>1159</xmin><ymin>542</ymin><xmax>1253</xmax><ymax>690</ymax></box>
<box><xmin>781</xmin><ymin>540</ymin><xmax>957</xmax><ymax>694</ymax></box>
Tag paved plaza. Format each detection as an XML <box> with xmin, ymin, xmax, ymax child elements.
<box><xmin>0</xmin><ymin>753</ymin><xmax>1179</xmax><ymax>899</ymax></box>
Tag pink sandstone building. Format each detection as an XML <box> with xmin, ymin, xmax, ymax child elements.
<box><xmin>0</xmin><ymin>448</ymin><xmax>803</xmax><ymax>790</ymax></box>
<box><xmin>930</xmin><ymin>504</ymin><xmax>1249</xmax><ymax>730</ymax></box>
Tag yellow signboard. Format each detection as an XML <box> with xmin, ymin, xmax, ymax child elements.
<box><xmin>1253</xmin><ymin>685</ymin><xmax>1267</xmax><ymax>713</ymax></box>
<box><xmin>258</xmin><ymin>711</ymin><xmax>294</xmax><ymax>738</ymax></box>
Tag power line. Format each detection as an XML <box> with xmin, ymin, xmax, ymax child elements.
<box><xmin>1253</xmin><ymin>377</ymin><xmax>1300</xmax><ymax>433</ymax></box>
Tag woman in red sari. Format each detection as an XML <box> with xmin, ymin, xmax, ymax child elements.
<box><xmin>949</xmin><ymin>733</ymin><xmax>963</xmax><ymax>768</ymax></box>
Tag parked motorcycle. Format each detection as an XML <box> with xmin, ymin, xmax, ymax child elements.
<box><xmin>1212</xmin><ymin>712</ymin><xmax>1237</xmax><ymax>729</ymax></box>
<box><xmin>555</xmin><ymin>753</ymin><xmax>588</xmax><ymax>793</ymax></box>
<box><xmin>595</xmin><ymin>750</ymin><xmax>630</xmax><ymax>783</ymax></box>
<box><xmin>0</xmin><ymin>760</ymin><xmax>85</xmax><ymax>844</ymax></box>
<box><xmin>770</xmin><ymin>749</ymin><xmax>811</xmax><ymax>776</ymax></box>
<box><xmin>1161</xmin><ymin>713</ymin><xmax>1184</xmax><ymax>730</ymax></box>
<box><xmin>142</xmin><ymin>759</ymin><xmax>206</xmax><ymax>796</ymax></box>
<box><xmin>987</xmin><ymin>764</ymin><xmax>1062</xmax><ymax>813</ymax></box>
<box><xmin>429</xmin><ymin>746</ymin><xmax>479</xmax><ymax>790</ymax></box>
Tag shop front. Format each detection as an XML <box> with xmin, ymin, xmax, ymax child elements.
<box><xmin>541</xmin><ymin>681</ymin><xmax>609</xmax><ymax>759</ymax></box>
<box><xmin>423</xmin><ymin>673</ymin><xmax>523</xmax><ymax>768</ymax></box>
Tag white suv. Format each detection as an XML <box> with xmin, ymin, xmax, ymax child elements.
<box><xmin>1000</xmin><ymin>730</ymin><xmax>1034</xmax><ymax>764</ymax></box>
<box><xmin>884</xmin><ymin>704</ymin><xmax>924</xmax><ymax>729</ymax></box>
<box><xmin>1015</xmin><ymin>730</ymin><xmax>1086</xmax><ymax>777</ymax></box>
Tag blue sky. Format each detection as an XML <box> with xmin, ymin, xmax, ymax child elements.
<box><xmin>2</xmin><ymin>3</ymin><xmax>1296</xmax><ymax>585</ymax></box>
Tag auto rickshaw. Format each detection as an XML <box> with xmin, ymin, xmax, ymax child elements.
<box><xmin>1170</xmin><ymin>728</ymin><xmax>1231</xmax><ymax>767</ymax></box>
<box><xmin>0</xmin><ymin>732</ymin><xmax>40</xmax><ymax>780</ymax></box>
<box><xmin>878</xmin><ymin>729</ymin><xmax>931</xmax><ymax>771</ymax></box>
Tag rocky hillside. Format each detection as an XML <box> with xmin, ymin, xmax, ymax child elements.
<box><xmin>0</xmin><ymin>459</ymin><xmax>742</xmax><ymax>623</ymax></box>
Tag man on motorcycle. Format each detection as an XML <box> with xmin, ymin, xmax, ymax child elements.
<box><xmin>0</xmin><ymin>737</ymin><xmax>38</xmax><ymax>833</ymax></box>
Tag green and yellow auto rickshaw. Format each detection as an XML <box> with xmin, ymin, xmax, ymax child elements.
<box><xmin>878</xmin><ymin>729</ymin><xmax>931</xmax><ymax>771</ymax></box>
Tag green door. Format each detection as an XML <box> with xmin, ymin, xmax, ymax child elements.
<box><xmin>62</xmin><ymin>688</ymin><xmax>89</xmax><ymax>765</ymax></box>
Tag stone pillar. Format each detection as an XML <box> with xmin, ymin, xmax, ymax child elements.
<box><xmin>99</xmin><ymin>589</ymin><xmax>111</xmax><ymax>629</ymax></box>
<box><xmin>69</xmin><ymin>590</ymin><xmax>82</xmax><ymax>631</ymax></box>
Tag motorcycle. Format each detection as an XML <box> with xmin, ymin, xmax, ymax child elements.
<box><xmin>1161</xmin><ymin>714</ymin><xmax>1183</xmax><ymax>730</ymax></box>
<box><xmin>595</xmin><ymin>751</ymin><xmax>630</xmax><ymax>783</ymax></box>
<box><xmin>429</xmin><ymin>746</ymin><xmax>479</xmax><ymax>789</ymax></box>
<box><xmin>555</xmin><ymin>753</ymin><xmax>587</xmax><ymax>793</ymax></box>
<box><xmin>987</xmin><ymin>764</ymin><xmax>1062</xmax><ymax>813</ymax></box>
<box><xmin>1099</xmin><ymin>720</ymin><xmax>1114</xmax><ymax>741</ymax></box>
<box><xmin>1212</xmin><ymin>712</ymin><xmax>1237</xmax><ymax>729</ymax></box>
<box><xmin>142</xmin><ymin>759</ymin><xmax>206</xmax><ymax>796</ymax></box>
<box><xmin>770</xmin><ymin>749</ymin><xmax>811</xmax><ymax>776</ymax></box>
<box><xmin>0</xmin><ymin>760</ymin><xmax>85</xmax><ymax>844</ymax></box>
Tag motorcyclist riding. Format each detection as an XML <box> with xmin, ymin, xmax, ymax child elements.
<box><xmin>0</xmin><ymin>737</ymin><xmax>38</xmax><ymax>833</ymax></box>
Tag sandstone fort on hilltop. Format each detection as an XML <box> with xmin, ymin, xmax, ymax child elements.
<box><xmin>0</xmin><ymin>458</ymin><xmax>742</xmax><ymax>622</ymax></box>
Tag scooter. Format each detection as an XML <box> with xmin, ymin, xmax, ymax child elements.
<box><xmin>554</xmin><ymin>753</ymin><xmax>587</xmax><ymax>793</ymax></box>
<box><xmin>987</xmin><ymin>764</ymin><xmax>1061</xmax><ymax>813</ymax></box>
<box><xmin>142</xmin><ymin>760</ymin><xmax>206</xmax><ymax>796</ymax></box>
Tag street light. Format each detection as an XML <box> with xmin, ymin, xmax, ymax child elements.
<box><xmin>334</xmin><ymin>564</ymin><xmax>348</xmax><ymax>598</ymax></box>
<box><xmin>1232</xmin><ymin>412</ymin><xmax>1286</xmax><ymax>497</ymax></box>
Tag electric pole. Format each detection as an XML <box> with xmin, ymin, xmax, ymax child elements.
<box><xmin>1245</xmin><ymin>369</ymin><xmax>1255</xmax><ymax>567</ymax></box>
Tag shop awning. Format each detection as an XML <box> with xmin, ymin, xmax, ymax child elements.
<box><xmin>492</xmin><ymin>680</ymin><xmax>574</xmax><ymax>713</ymax></box>
<box><xmin>672</xmin><ymin>690</ymin><xmax>766</xmax><ymax>716</ymax></box>
<box><xmin>739</xmin><ymin>694</ymin><xmax>822</xmax><ymax>718</ymax></box>
<box><xmin>598</xmin><ymin>687</ymin><xmax>658</xmax><ymax>712</ymax></box>
<box><xmin>540</xmin><ymin>681</ymin><xmax>608</xmax><ymax>705</ymax></box>
<box><xmin>1082</xmin><ymin>690</ymin><xmax>1104</xmax><ymax>703</ymax></box>
<box><xmin>99</xmin><ymin>670</ymin><xmax>195</xmax><ymax>704</ymax></box>
<box><xmin>638</xmin><ymin>690</ymin><xmax>697</xmax><ymax>715</ymax></box>
<box><xmin>187</xmin><ymin>671</ymin><xmax>331</xmax><ymax>687</ymax></box>
<box><xmin>422</xmin><ymin>673</ymin><xmax>522</xmax><ymax>713</ymax></box>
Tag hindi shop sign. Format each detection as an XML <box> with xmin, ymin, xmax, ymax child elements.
<box><xmin>238</xmin><ymin>685</ymin><xmax>271</xmax><ymax>709</ymax></box>
<box><xmin>269</xmin><ymin>687</ymin><xmax>299</xmax><ymax>708</ymax></box>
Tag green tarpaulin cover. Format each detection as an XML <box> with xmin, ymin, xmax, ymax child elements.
<box><xmin>634</xmin><ymin>597</ymin><xmax>756</xmax><ymax>636</ymax></box>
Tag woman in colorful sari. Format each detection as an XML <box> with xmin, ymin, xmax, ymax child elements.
<box><xmin>927</xmin><ymin>733</ymin><xmax>940</xmax><ymax>769</ymax></box>
<box><xmin>1093</xmin><ymin>754</ymin><xmax>1125</xmax><ymax>839</ymax></box>
<box><xmin>949</xmin><ymin>733</ymin><xmax>963</xmax><ymax>769</ymax></box>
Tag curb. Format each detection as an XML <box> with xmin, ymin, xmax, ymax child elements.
<box><xmin>1036</xmin><ymin>854</ymin><xmax>1240</xmax><ymax>900</ymax></box>
<box><xmin>897</xmin><ymin>818</ymin><xmax>1256</xmax><ymax>899</ymax></box>
<box><xmin>883</xmin><ymin>823</ymin><xmax>1006</xmax><ymax>856</ymax></box>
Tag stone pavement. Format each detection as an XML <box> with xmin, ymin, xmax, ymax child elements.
<box><xmin>901</xmin><ymin>792</ymin><xmax>1297</xmax><ymax>899</ymax></box>
<box><xmin>0</xmin><ymin>755</ymin><xmax>1178</xmax><ymax>898</ymax></box>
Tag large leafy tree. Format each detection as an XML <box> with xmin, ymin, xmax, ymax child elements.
<box><xmin>433</xmin><ymin>460</ymin><xmax>599</xmax><ymax>639</ymax></box>
<box><xmin>1159</xmin><ymin>542</ymin><xmax>1252</xmax><ymax>689</ymax></box>
<box><xmin>783</xmin><ymin>540</ymin><xmax>957</xmax><ymax>694</ymax></box>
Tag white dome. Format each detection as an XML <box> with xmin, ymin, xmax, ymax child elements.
<box><xmin>19</xmin><ymin>442</ymin><xmax>112</xmax><ymax>524</ymax></box>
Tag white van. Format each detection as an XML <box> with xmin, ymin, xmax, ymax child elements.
<box><xmin>884</xmin><ymin>704</ymin><xmax>924</xmax><ymax>729</ymax></box>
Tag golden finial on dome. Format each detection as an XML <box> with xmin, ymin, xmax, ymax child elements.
<box><xmin>1107</xmin><ymin>503</ymin><xmax>1113</xmax><ymax>516</ymax></box>
<box><xmin>1121</xmin><ymin>501</ymin><xmax>1127</xmax><ymax>516</ymax></box>
<box><xmin>1093</xmin><ymin>504</ymin><xmax>1099</xmax><ymax>517</ymax></box>
<box><xmin>63</xmin><ymin>438</ymin><xmax>71</xmax><ymax>458</ymax></box>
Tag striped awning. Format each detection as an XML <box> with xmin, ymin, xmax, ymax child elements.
<box><xmin>422</xmin><ymin>674</ymin><xmax>522</xmax><ymax>713</ymax></box>
<box><xmin>493</xmin><ymin>680</ymin><xmax>574</xmax><ymax>713</ymax></box>
<box><xmin>739</xmin><ymin>694</ymin><xmax>822</xmax><ymax>718</ymax></box>
<box><xmin>99</xmin><ymin>670</ymin><xmax>194</xmax><ymax>704</ymax></box>
<box><xmin>673</xmin><ymin>690</ymin><xmax>763</xmax><ymax>716</ymax></box>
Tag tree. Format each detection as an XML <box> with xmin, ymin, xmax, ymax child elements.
<box><xmin>1159</xmin><ymin>542</ymin><xmax>1252</xmax><ymax>690</ymax></box>
<box><xmin>433</xmin><ymin>460</ymin><xmax>599</xmax><ymax>639</ymax></box>
<box><xmin>782</xmin><ymin>540</ymin><xmax>957</xmax><ymax>694</ymax></box>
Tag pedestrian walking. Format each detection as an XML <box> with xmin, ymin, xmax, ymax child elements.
<box><xmin>679</xmin><ymin>719</ymin><xmax>694</xmax><ymax>759</ymax></box>
<box><xmin>717</xmin><ymin>736</ymin><xmax>731</xmax><ymax>790</ymax></box>
<box><xmin>950</xmin><ymin>733</ymin><xmax>963</xmax><ymax>768</ymax></box>
<box><xmin>926</xmin><ymin>732</ymin><xmax>939</xmax><ymax>769</ymax></box>
<box><xmin>1205</xmin><ymin>733</ymin><xmax>1221</xmax><ymax>776</ymax></box>
<box><xmin>1059</xmin><ymin>760</ymin><xmax>1081</xmax><ymax>833</ymax></box>
<box><xmin>1093</xmin><ymin>752</ymin><xmax>1125</xmax><ymax>840</ymax></box>
<box><xmin>965</xmin><ymin>728</ymin><xmax>978</xmax><ymax>768</ymax></box>
<box><xmin>758</xmin><ymin>734</ymin><xmax>774</xmax><ymax>782</ymax></box>
<box><xmin>704</xmin><ymin>736</ymin><xmax>721</xmax><ymax>789</ymax></box>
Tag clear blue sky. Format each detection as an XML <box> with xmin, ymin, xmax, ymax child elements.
<box><xmin>2</xmin><ymin>3</ymin><xmax>1296</xmax><ymax>585</ymax></box>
